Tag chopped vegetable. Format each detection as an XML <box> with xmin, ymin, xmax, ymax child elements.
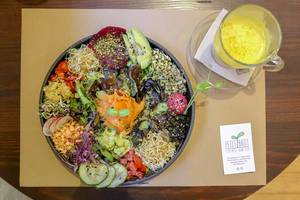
<box><xmin>108</xmin><ymin>163</ymin><xmax>127</xmax><ymax>187</ymax></box>
<box><xmin>51</xmin><ymin>120</ymin><xmax>84</xmax><ymax>156</ymax></box>
<box><xmin>43</xmin><ymin>116</ymin><xmax>73</xmax><ymax>136</ymax></box>
<box><xmin>95</xmin><ymin>128</ymin><xmax>132</xmax><ymax>161</ymax></box>
<box><xmin>96</xmin><ymin>165</ymin><xmax>116</xmax><ymax>188</ymax></box>
<box><xmin>71</xmin><ymin>130</ymin><xmax>98</xmax><ymax>167</ymax></box>
<box><xmin>123</xmin><ymin>28</ymin><xmax>152</xmax><ymax>69</ymax></box>
<box><xmin>79</xmin><ymin>163</ymin><xmax>108</xmax><ymax>185</ymax></box>
<box><xmin>120</xmin><ymin>149</ymin><xmax>147</xmax><ymax>180</ymax></box>
<box><xmin>50</xmin><ymin>60</ymin><xmax>78</xmax><ymax>92</ymax></box>
<box><xmin>43</xmin><ymin>117</ymin><xmax>57</xmax><ymax>136</ymax></box>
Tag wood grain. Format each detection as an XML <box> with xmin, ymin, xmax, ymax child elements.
<box><xmin>246</xmin><ymin>155</ymin><xmax>300</xmax><ymax>200</ymax></box>
<box><xmin>0</xmin><ymin>0</ymin><xmax>300</xmax><ymax>199</ymax></box>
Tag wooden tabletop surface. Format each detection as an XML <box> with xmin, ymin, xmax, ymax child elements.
<box><xmin>0</xmin><ymin>0</ymin><xmax>299</xmax><ymax>199</ymax></box>
<box><xmin>246</xmin><ymin>155</ymin><xmax>300</xmax><ymax>200</ymax></box>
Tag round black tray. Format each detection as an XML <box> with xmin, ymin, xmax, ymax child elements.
<box><xmin>39</xmin><ymin>35</ymin><xmax>196</xmax><ymax>186</ymax></box>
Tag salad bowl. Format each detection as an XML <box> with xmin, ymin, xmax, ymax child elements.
<box><xmin>39</xmin><ymin>27</ymin><xmax>195</xmax><ymax>187</ymax></box>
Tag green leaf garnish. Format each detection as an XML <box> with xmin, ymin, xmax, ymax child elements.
<box><xmin>119</xmin><ymin>109</ymin><xmax>130</xmax><ymax>117</ymax></box>
<box><xmin>196</xmin><ymin>81</ymin><xmax>212</xmax><ymax>93</ymax></box>
<box><xmin>107</xmin><ymin>107</ymin><xmax>118</xmax><ymax>117</ymax></box>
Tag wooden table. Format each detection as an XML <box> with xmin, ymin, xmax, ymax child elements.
<box><xmin>0</xmin><ymin>0</ymin><xmax>299</xmax><ymax>199</ymax></box>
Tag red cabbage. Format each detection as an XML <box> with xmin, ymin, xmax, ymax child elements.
<box><xmin>69</xmin><ymin>112</ymin><xmax>98</xmax><ymax>170</ymax></box>
<box><xmin>70</xmin><ymin>131</ymin><xmax>98</xmax><ymax>169</ymax></box>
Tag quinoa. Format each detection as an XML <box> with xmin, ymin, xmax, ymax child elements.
<box><xmin>149</xmin><ymin>49</ymin><xmax>187</xmax><ymax>97</ymax></box>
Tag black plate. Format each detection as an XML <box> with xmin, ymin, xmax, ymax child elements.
<box><xmin>39</xmin><ymin>35</ymin><xmax>195</xmax><ymax>186</ymax></box>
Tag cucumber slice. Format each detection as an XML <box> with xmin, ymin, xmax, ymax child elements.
<box><xmin>96</xmin><ymin>166</ymin><xmax>116</xmax><ymax>188</ymax></box>
<box><xmin>79</xmin><ymin>163</ymin><xmax>108</xmax><ymax>185</ymax></box>
<box><xmin>108</xmin><ymin>163</ymin><xmax>127</xmax><ymax>188</ymax></box>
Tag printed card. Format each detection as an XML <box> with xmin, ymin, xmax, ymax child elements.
<box><xmin>220</xmin><ymin>123</ymin><xmax>256</xmax><ymax>175</ymax></box>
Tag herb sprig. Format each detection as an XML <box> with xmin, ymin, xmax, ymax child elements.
<box><xmin>184</xmin><ymin>72</ymin><xmax>224</xmax><ymax>114</ymax></box>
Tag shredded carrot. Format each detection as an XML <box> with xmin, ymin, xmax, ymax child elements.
<box><xmin>96</xmin><ymin>90</ymin><xmax>144</xmax><ymax>134</ymax></box>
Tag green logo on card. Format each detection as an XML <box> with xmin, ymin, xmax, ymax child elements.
<box><xmin>231</xmin><ymin>131</ymin><xmax>245</xmax><ymax>140</ymax></box>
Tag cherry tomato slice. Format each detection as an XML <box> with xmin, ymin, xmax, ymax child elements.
<box><xmin>49</xmin><ymin>74</ymin><xmax>57</xmax><ymax>81</ymax></box>
<box><xmin>127</xmin><ymin>161</ymin><xmax>137</xmax><ymax>172</ymax></box>
<box><xmin>133</xmin><ymin>154</ymin><xmax>143</xmax><ymax>170</ymax></box>
<box><xmin>55</xmin><ymin>60</ymin><xmax>69</xmax><ymax>74</ymax></box>
<box><xmin>121</xmin><ymin>149</ymin><xmax>147</xmax><ymax>180</ymax></box>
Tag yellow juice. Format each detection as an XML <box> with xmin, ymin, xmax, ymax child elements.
<box><xmin>214</xmin><ymin>15</ymin><xmax>270</xmax><ymax>68</ymax></box>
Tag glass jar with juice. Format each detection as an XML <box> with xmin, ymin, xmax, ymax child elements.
<box><xmin>213</xmin><ymin>4</ymin><xmax>284</xmax><ymax>71</ymax></box>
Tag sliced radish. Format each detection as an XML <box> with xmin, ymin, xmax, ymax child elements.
<box><xmin>49</xmin><ymin>116</ymin><xmax>63</xmax><ymax>134</ymax></box>
<box><xmin>43</xmin><ymin>118</ymin><xmax>56</xmax><ymax>136</ymax></box>
<box><xmin>55</xmin><ymin>116</ymin><xmax>73</xmax><ymax>131</ymax></box>
<box><xmin>43</xmin><ymin>116</ymin><xmax>74</xmax><ymax>137</ymax></box>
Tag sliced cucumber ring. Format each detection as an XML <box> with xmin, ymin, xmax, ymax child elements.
<box><xmin>108</xmin><ymin>163</ymin><xmax>127</xmax><ymax>188</ymax></box>
<box><xmin>79</xmin><ymin>163</ymin><xmax>108</xmax><ymax>185</ymax></box>
<box><xmin>96</xmin><ymin>165</ymin><xmax>116</xmax><ymax>188</ymax></box>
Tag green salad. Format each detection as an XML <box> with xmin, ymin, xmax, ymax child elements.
<box><xmin>40</xmin><ymin>26</ymin><xmax>191</xmax><ymax>187</ymax></box>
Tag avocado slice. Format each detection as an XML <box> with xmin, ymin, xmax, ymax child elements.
<box><xmin>130</xmin><ymin>28</ymin><xmax>152</xmax><ymax>55</ymax></box>
<box><xmin>137</xmin><ymin>54</ymin><xmax>152</xmax><ymax>69</ymax></box>
<box><xmin>123</xmin><ymin>34</ymin><xmax>137</xmax><ymax>64</ymax></box>
<box><xmin>124</xmin><ymin>28</ymin><xmax>152</xmax><ymax>69</ymax></box>
<box><xmin>100</xmin><ymin>148</ymin><xmax>114</xmax><ymax>162</ymax></box>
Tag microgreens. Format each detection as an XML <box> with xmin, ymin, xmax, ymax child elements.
<box><xmin>184</xmin><ymin>71</ymin><xmax>225</xmax><ymax>114</ymax></box>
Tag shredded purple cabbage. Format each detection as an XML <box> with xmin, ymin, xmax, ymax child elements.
<box><xmin>69</xmin><ymin>112</ymin><xmax>98</xmax><ymax>170</ymax></box>
<box><xmin>70</xmin><ymin>131</ymin><xmax>98</xmax><ymax>170</ymax></box>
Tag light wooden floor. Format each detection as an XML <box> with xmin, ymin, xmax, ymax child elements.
<box><xmin>246</xmin><ymin>155</ymin><xmax>300</xmax><ymax>200</ymax></box>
